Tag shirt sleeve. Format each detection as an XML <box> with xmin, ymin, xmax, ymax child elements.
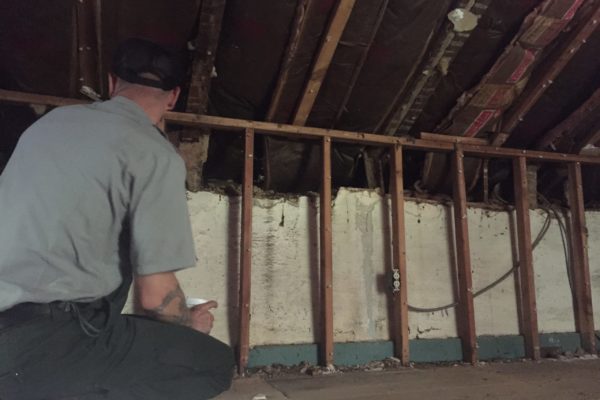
<box><xmin>128</xmin><ymin>150</ymin><xmax>197</xmax><ymax>275</ymax></box>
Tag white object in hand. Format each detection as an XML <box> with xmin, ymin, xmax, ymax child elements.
<box><xmin>186</xmin><ymin>297</ymin><xmax>209</xmax><ymax>307</ymax></box>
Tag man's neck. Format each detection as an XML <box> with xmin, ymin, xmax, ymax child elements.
<box><xmin>111</xmin><ymin>91</ymin><xmax>163</xmax><ymax>126</ymax></box>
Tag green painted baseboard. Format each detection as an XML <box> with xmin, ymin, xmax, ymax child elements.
<box><xmin>247</xmin><ymin>332</ymin><xmax>589</xmax><ymax>368</ymax></box>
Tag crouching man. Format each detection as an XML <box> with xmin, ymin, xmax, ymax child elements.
<box><xmin>0</xmin><ymin>38</ymin><xmax>234</xmax><ymax>400</ymax></box>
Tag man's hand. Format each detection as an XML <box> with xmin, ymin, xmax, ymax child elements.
<box><xmin>190</xmin><ymin>301</ymin><xmax>218</xmax><ymax>334</ymax></box>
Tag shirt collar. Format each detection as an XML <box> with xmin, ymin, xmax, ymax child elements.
<box><xmin>98</xmin><ymin>96</ymin><xmax>155</xmax><ymax>128</ymax></box>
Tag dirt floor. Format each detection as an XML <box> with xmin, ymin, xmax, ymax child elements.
<box><xmin>216</xmin><ymin>358</ymin><xmax>600</xmax><ymax>400</ymax></box>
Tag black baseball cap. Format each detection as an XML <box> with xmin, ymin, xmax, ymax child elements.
<box><xmin>112</xmin><ymin>38</ymin><xmax>186</xmax><ymax>91</ymax></box>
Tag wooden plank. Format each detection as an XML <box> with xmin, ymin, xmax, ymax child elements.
<box><xmin>451</xmin><ymin>145</ymin><xmax>477</xmax><ymax>364</ymax></box>
<box><xmin>292</xmin><ymin>0</ymin><xmax>356</xmax><ymax>126</ymax></box>
<box><xmin>390</xmin><ymin>145</ymin><xmax>409</xmax><ymax>365</ymax></box>
<box><xmin>2</xmin><ymin>89</ymin><xmax>600</xmax><ymax>164</ymax></box>
<box><xmin>383</xmin><ymin>0</ymin><xmax>492</xmax><ymax>136</ymax></box>
<box><xmin>186</xmin><ymin>0</ymin><xmax>227</xmax><ymax>114</ymax></box>
<box><xmin>419</xmin><ymin>132</ymin><xmax>489</xmax><ymax>146</ymax></box>
<box><xmin>238</xmin><ymin>128</ymin><xmax>254</xmax><ymax>374</ymax></box>
<box><xmin>536</xmin><ymin>87</ymin><xmax>600</xmax><ymax>152</ymax></box>
<box><xmin>502</xmin><ymin>3</ymin><xmax>600</xmax><ymax>134</ymax></box>
<box><xmin>490</xmin><ymin>132</ymin><xmax>510</xmax><ymax>147</ymax></box>
<box><xmin>266</xmin><ymin>0</ymin><xmax>314</xmax><ymax>122</ymax></box>
<box><xmin>320</xmin><ymin>136</ymin><xmax>334</xmax><ymax>366</ymax></box>
<box><xmin>75</xmin><ymin>0</ymin><xmax>101</xmax><ymax>99</ymax></box>
<box><xmin>179</xmin><ymin>0</ymin><xmax>227</xmax><ymax>191</ymax></box>
<box><xmin>512</xmin><ymin>157</ymin><xmax>540</xmax><ymax>360</ymax></box>
<box><xmin>567</xmin><ymin>162</ymin><xmax>596</xmax><ymax>354</ymax></box>
<box><xmin>333</xmin><ymin>0</ymin><xmax>388</xmax><ymax>126</ymax></box>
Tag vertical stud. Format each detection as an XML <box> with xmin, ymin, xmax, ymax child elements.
<box><xmin>320</xmin><ymin>136</ymin><xmax>334</xmax><ymax>366</ymax></box>
<box><xmin>452</xmin><ymin>145</ymin><xmax>477</xmax><ymax>364</ymax></box>
<box><xmin>390</xmin><ymin>145</ymin><xmax>409</xmax><ymax>365</ymax></box>
<box><xmin>238</xmin><ymin>128</ymin><xmax>254</xmax><ymax>374</ymax></box>
<box><xmin>567</xmin><ymin>162</ymin><xmax>596</xmax><ymax>353</ymax></box>
<box><xmin>512</xmin><ymin>157</ymin><xmax>540</xmax><ymax>360</ymax></box>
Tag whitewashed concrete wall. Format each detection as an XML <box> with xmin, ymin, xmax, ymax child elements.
<box><xmin>131</xmin><ymin>189</ymin><xmax>600</xmax><ymax>347</ymax></box>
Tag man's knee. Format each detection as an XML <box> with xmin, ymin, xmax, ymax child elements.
<box><xmin>208</xmin><ymin>339</ymin><xmax>235</xmax><ymax>391</ymax></box>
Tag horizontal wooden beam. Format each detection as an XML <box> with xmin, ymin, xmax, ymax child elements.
<box><xmin>418</xmin><ymin>132</ymin><xmax>489</xmax><ymax>146</ymax></box>
<box><xmin>1</xmin><ymin>89</ymin><xmax>600</xmax><ymax>164</ymax></box>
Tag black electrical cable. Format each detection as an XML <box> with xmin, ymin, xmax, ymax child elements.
<box><xmin>407</xmin><ymin>207</ymin><xmax>553</xmax><ymax>313</ymax></box>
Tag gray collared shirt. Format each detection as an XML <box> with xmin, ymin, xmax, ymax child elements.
<box><xmin>0</xmin><ymin>96</ymin><xmax>197</xmax><ymax>311</ymax></box>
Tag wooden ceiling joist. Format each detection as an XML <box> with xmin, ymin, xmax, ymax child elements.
<box><xmin>291</xmin><ymin>0</ymin><xmax>356</xmax><ymax>126</ymax></box>
<box><xmin>186</xmin><ymin>0</ymin><xmax>227</xmax><ymax>115</ymax></box>
<box><xmin>381</xmin><ymin>0</ymin><xmax>492</xmax><ymax>136</ymax></box>
<box><xmin>178</xmin><ymin>0</ymin><xmax>227</xmax><ymax>191</ymax></box>
<box><xmin>74</xmin><ymin>0</ymin><xmax>102</xmax><ymax>99</ymax></box>
<box><xmin>502</xmin><ymin>1</ymin><xmax>600</xmax><ymax>134</ymax></box>
<box><xmin>332</xmin><ymin>0</ymin><xmax>387</xmax><ymax>128</ymax></box>
<box><xmin>536</xmin><ymin>86</ymin><xmax>600</xmax><ymax>152</ymax></box>
<box><xmin>266</xmin><ymin>0</ymin><xmax>314</xmax><ymax>122</ymax></box>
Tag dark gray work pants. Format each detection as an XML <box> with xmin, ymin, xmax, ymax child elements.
<box><xmin>0</xmin><ymin>278</ymin><xmax>234</xmax><ymax>400</ymax></box>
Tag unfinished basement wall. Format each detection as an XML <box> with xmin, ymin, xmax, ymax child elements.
<box><xmin>127</xmin><ymin>188</ymin><xmax>600</xmax><ymax>348</ymax></box>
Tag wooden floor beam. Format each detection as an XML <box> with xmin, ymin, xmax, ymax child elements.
<box><xmin>390</xmin><ymin>145</ymin><xmax>409</xmax><ymax>365</ymax></box>
<box><xmin>451</xmin><ymin>145</ymin><xmax>477</xmax><ymax>364</ymax></box>
<box><xmin>320</xmin><ymin>136</ymin><xmax>334</xmax><ymax>366</ymax></box>
<box><xmin>567</xmin><ymin>162</ymin><xmax>596</xmax><ymax>354</ymax></box>
<box><xmin>512</xmin><ymin>156</ymin><xmax>540</xmax><ymax>360</ymax></box>
<box><xmin>238</xmin><ymin>128</ymin><xmax>254</xmax><ymax>374</ymax></box>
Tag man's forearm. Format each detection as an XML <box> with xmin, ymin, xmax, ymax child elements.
<box><xmin>142</xmin><ymin>283</ymin><xmax>192</xmax><ymax>326</ymax></box>
<box><xmin>135</xmin><ymin>273</ymin><xmax>192</xmax><ymax>327</ymax></box>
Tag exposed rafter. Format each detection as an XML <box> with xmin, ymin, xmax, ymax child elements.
<box><xmin>381</xmin><ymin>0</ymin><xmax>492</xmax><ymax>136</ymax></box>
<box><xmin>74</xmin><ymin>0</ymin><xmax>101</xmax><ymax>100</ymax></box>
<box><xmin>331</xmin><ymin>0</ymin><xmax>387</xmax><ymax>128</ymax></box>
<box><xmin>177</xmin><ymin>0</ymin><xmax>227</xmax><ymax>191</ymax></box>
<box><xmin>292</xmin><ymin>0</ymin><xmax>356</xmax><ymax>126</ymax></box>
<box><xmin>502</xmin><ymin>1</ymin><xmax>600</xmax><ymax>134</ymax></box>
<box><xmin>536</xmin><ymin>86</ymin><xmax>600</xmax><ymax>152</ymax></box>
<box><xmin>437</xmin><ymin>0</ymin><xmax>589</xmax><ymax>138</ymax></box>
<box><xmin>266</xmin><ymin>0</ymin><xmax>314</xmax><ymax>122</ymax></box>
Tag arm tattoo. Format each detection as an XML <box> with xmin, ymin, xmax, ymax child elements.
<box><xmin>144</xmin><ymin>284</ymin><xmax>192</xmax><ymax>327</ymax></box>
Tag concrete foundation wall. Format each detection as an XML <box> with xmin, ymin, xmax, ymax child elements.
<box><xmin>131</xmin><ymin>189</ymin><xmax>600</xmax><ymax>348</ymax></box>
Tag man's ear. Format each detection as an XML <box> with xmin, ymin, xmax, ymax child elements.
<box><xmin>166</xmin><ymin>87</ymin><xmax>181</xmax><ymax>111</ymax></box>
<box><xmin>107</xmin><ymin>74</ymin><xmax>118</xmax><ymax>97</ymax></box>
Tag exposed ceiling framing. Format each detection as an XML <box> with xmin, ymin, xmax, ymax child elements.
<box><xmin>0</xmin><ymin>0</ymin><xmax>598</xmax><ymax>202</ymax></box>
<box><xmin>502</xmin><ymin>0</ymin><xmax>600</xmax><ymax>135</ymax></box>
<box><xmin>178</xmin><ymin>0</ymin><xmax>227</xmax><ymax>191</ymax></box>
<box><xmin>381</xmin><ymin>0</ymin><xmax>493</xmax><ymax>136</ymax></box>
<box><xmin>536</xmin><ymin>86</ymin><xmax>600</xmax><ymax>152</ymax></box>
<box><xmin>292</xmin><ymin>0</ymin><xmax>356</xmax><ymax>126</ymax></box>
